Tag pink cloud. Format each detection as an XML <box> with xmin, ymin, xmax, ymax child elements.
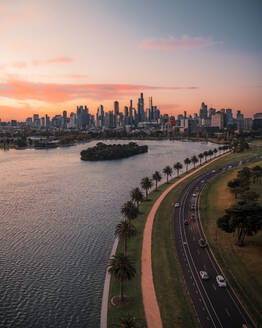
<box><xmin>11</xmin><ymin>62</ymin><xmax>27</xmax><ymax>69</ymax></box>
<box><xmin>32</xmin><ymin>57</ymin><xmax>74</xmax><ymax>66</ymax></box>
<box><xmin>140</xmin><ymin>35</ymin><xmax>219</xmax><ymax>50</ymax></box>
<box><xmin>0</xmin><ymin>78</ymin><xmax>198</xmax><ymax>103</ymax></box>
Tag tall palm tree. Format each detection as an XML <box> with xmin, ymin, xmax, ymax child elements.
<box><xmin>213</xmin><ymin>148</ymin><xmax>218</xmax><ymax>157</ymax></box>
<box><xmin>203</xmin><ymin>151</ymin><xmax>208</xmax><ymax>162</ymax></box>
<box><xmin>163</xmin><ymin>165</ymin><xmax>173</xmax><ymax>183</ymax></box>
<box><xmin>113</xmin><ymin>314</ymin><xmax>146</xmax><ymax>328</ymax></box>
<box><xmin>108</xmin><ymin>253</ymin><xmax>136</xmax><ymax>303</ymax></box>
<box><xmin>152</xmin><ymin>171</ymin><xmax>162</xmax><ymax>191</ymax></box>
<box><xmin>174</xmin><ymin>162</ymin><xmax>183</xmax><ymax>177</ymax></box>
<box><xmin>130</xmin><ymin>187</ymin><xmax>144</xmax><ymax>209</ymax></box>
<box><xmin>115</xmin><ymin>221</ymin><xmax>137</xmax><ymax>255</ymax></box>
<box><xmin>121</xmin><ymin>201</ymin><xmax>139</xmax><ymax>221</ymax></box>
<box><xmin>140</xmin><ymin>177</ymin><xmax>153</xmax><ymax>199</ymax></box>
<box><xmin>198</xmin><ymin>153</ymin><xmax>204</xmax><ymax>165</ymax></box>
<box><xmin>191</xmin><ymin>155</ymin><xmax>199</xmax><ymax>168</ymax></box>
<box><xmin>184</xmin><ymin>158</ymin><xmax>191</xmax><ymax>172</ymax></box>
<box><xmin>208</xmin><ymin>149</ymin><xmax>213</xmax><ymax>159</ymax></box>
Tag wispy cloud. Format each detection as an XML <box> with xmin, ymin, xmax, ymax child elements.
<box><xmin>11</xmin><ymin>62</ymin><xmax>27</xmax><ymax>69</ymax></box>
<box><xmin>32</xmin><ymin>57</ymin><xmax>74</xmax><ymax>66</ymax></box>
<box><xmin>140</xmin><ymin>35</ymin><xmax>219</xmax><ymax>51</ymax></box>
<box><xmin>0</xmin><ymin>78</ymin><xmax>198</xmax><ymax>103</ymax></box>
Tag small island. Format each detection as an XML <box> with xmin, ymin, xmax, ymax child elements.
<box><xmin>80</xmin><ymin>142</ymin><xmax>148</xmax><ymax>161</ymax></box>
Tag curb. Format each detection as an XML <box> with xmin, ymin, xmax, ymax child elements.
<box><xmin>100</xmin><ymin>237</ymin><xmax>119</xmax><ymax>328</ymax></box>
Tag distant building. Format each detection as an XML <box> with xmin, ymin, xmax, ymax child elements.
<box><xmin>211</xmin><ymin>111</ymin><xmax>224</xmax><ymax>129</ymax></box>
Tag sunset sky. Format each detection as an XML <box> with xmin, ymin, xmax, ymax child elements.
<box><xmin>0</xmin><ymin>0</ymin><xmax>261</xmax><ymax>121</ymax></box>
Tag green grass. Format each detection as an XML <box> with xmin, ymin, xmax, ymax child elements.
<box><xmin>199</xmin><ymin>159</ymin><xmax>262</xmax><ymax>327</ymax></box>
<box><xmin>107</xmin><ymin>146</ymin><xmax>262</xmax><ymax>327</ymax></box>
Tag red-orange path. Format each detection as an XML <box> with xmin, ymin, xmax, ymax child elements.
<box><xmin>141</xmin><ymin>152</ymin><xmax>230</xmax><ymax>328</ymax></box>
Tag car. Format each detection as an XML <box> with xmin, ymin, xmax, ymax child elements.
<box><xmin>184</xmin><ymin>220</ymin><xmax>189</xmax><ymax>225</ymax></box>
<box><xmin>191</xmin><ymin>214</ymin><xmax>195</xmax><ymax>220</ymax></box>
<box><xmin>201</xmin><ymin>180</ymin><xmax>205</xmax><ymax>183</ymax></box>
<box><xmin>200</xmin><ymin>271</ymin><xmax>209</xmax><ymax>280</ymax></box>
<box><xmin>228</xmin><ymin>165</ymin><xmax>232</xmax><ymax>169</ymax></box>
<box><xmin>191</xmin><ymin>205</ymin><xmax>195</xmax><ymax>210</ymax></box>
<box><xmin>212</xmin><ymin>169</ymin><xmax>216</xmax><ymax>173</ymax></box>
<box><xmin>192</xmin><ymin>193</ymin><xmax>197</xmax><ymax>197</ymax></box>
<box><xmin>199</xmin><ymin>238</ymin><xmax>207</xmax><ymax>248</ymax></box>
<box><xmin>216</xmin><ymin>275</ymin><xmax>226</xmax><ymax>287</ymax></box>
<box><xmin>175</xmin><ymin>202</ymin><xmax>180</xmax><ymax>208</ymax></box>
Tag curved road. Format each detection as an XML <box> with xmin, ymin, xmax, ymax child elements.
<box><xmin>173</xmin><ymin>155</ymin><xmax>262</xmax><ymax>328</ymax></box>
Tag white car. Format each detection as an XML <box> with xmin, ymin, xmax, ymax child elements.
<box><xmin>175</xmin><ymin>202</ymin><xmax>180</xmax><ymax>208</ymax></box>
<box><xmin>216</xmin><ymin>275</ymin><xmax>226</xmax><ymax>287</ymax></box>
<box><xmin>192</xmin><ymin>193</ymin><xmax>197</xmax><ymax>197</ymax></box>
<box><xmin>200</xmin><ymin>271</ymin><xmax>209</xmax><ymax>280</ymax></box>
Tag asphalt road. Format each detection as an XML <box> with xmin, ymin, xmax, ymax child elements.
<box><xmin>173</xmin><ymin>154</ymin><xmax>262</xmax><ymax>328</ymax></box>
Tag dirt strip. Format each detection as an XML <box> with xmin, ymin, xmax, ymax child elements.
<box><xmin>141</xmin><ymin>152</ymin><xmax>230</xmax><ymax>328</ymax></box>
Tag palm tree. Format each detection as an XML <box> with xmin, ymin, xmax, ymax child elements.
<box><xmin>152</xmin><ymin>171</ymin><xmax>162</xmax><ymax>191</ymax></box>
<box><xmin>140</xmin><ymin>177</ymin><xmax>153</xmax><ymax>199</ymax></box>
<box><xmin>115</xmin><ymin>221</ymin><xmax>137</xmax><ymax>255</ymax></box>
<box><xmin>113</xmin><ymin>314</ymin><xmax>146</xmax><ymax>328</ymax></box>
<box><xmin>198</xmin><ymin>153</ymin><xmax>204</xmax><ymax>165</ymax></box>
<box><xmin>208</xmin><ymin>149</ymin><xmax>213</xmax><ymax>159</ymax></box>
<box><xmin>121</xmin><ymin>201</ymin><xmax>139</xmax><ymax>221</ymax></box>
<box><xmin>130</xmin><ymin>187</ymin><xmax>143</xmax><ymax>209</ymax></box>
<box><xmin>191</xmin><ymin>155</ymin><xmax>199</xmax><ymax>168</ymax></box>
<box><xmin>163</xmin><ymin>165</ymin><xmax>173</xmax><ymax>183</ymax></box>
<box><xmin>108</xmin><ymin>253</ymin><xmax>136</xmax><ymax>303</ymax></box>
<box><xmin>203</xmin><ymin>151</ymin><xmax>208</xmax><ymax>162</ymax></box>
<box><xmin>213</xmin><ymin>148</ymin><xmax>218</xmax><ymax>157</ymax></box>
<box><xmin>184</xmin><ymin>158</ymin><xmax>191</xmax><ymax>172</ymax></box>
<box><xmin>174</xmin><ymin>162</ymin><xmax>183</xmax><ymax>177</ymax></box>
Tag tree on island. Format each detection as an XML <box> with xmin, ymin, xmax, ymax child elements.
<box><xmin>163</xmin><ymin>165</ymin><xmax>173</xmax><ymax>183</ymax></box>
<box><xmin>191</xmin><ymin>155</ymin><xmax>199</xmax><ymax>169</ymax></box>
<box><xmin>140</xmin><ymin>177</ymin><xmax>153</xmax><ymax>199</ymax></box>
<box><xmin>130</xmin><ymin>188</ymin><xmax>144</xmax><ymax>210</ymax></box>
<box><xmin>121</xmin><ymin>201</ymin><xmax>139</xmax><ymax>221</ymax></box>
<box><xmin>217</xmin><ymin>201</ymin><xmax>262</xmax><ymax>246</ymax></box>
<box><xmin>115</xmin><ymin>221</ymin><xmax>137</xmax><ymax>255</ymax></box>
<box><xmin>174</xmin><ymin>162</ymin><xmax>183</xmax><ymax>177</ymax></box>
<box><xmin>198</xmin><ymin>153</ymin><xmax>204</xmax><ymax>165</ymax></box>
<box><xmin>184</xmin><ymin>158</ymin><xmax>191</xmax><ymax>172</ymax></box>
<box><xmin>152</xmin><ymin>171</ymin><xmax>162</xmax><ymax>191</ymax></box>
<box><xmin>108</xmin><ymin>253</ymin><xmax>136</xmax><ymax>304</ymax></box>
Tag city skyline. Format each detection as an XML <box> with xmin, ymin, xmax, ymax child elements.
<box><xmin>0</xmin><ymin>0</ymin><xmax>262</xmax><ymax>120</ymax></box>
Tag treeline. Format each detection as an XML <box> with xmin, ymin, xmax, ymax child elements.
<box><xmin>217</xmin><ymin>166</ymin><xmax>262</xmax><ymax>246</ymax></box>
<box><xmin>80</xmin><ymin>142</ymin><xmax>148</xmax><ymax>161</ymax></box>
<box><xmin>107</xmin><ymin>145</ymin><xmax>229</xmax><ymax>326</ymax></box>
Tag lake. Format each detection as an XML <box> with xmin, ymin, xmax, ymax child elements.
<box><xmin>0</xmin><ymin>139</ymin><xmax>216</xmax><ymax>327</ymax></box>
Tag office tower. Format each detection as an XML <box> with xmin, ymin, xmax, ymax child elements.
<box><xmin>236</xmin><ymin>110</ymin><xmax>244</xmax><ymax>120</ymax></box>
<box><xmin>211</xmin><ymin>112</ymin><xmax>224</xmax><ymax>129</ymax></box>
<box><xmin>208</xmin><ymin>107</ymin><xmax>216</xmax><ymax>117</ymax></box>
<box><xmin>137</xmin><ymin>93</ymin><xmax>144</xmax><ymax>122</ymax></box>
<box><xmin>129</xmin><ymin>100</ymin><xmax>133</xmax><ymax>124</ymax></box>
<box><xmin>45</xmin><ymin>114</ymin><xmax>50</xmax><ymax>129</ymax></box>
<box><xmin>114</xmin><ymin>101</ymin><xmax>119</xmax><ymax>116</ymax></box>
<box><xmin>200</xmin><ymin>102</ymin><xmax>208</xmax><ymax>119</ymax></box>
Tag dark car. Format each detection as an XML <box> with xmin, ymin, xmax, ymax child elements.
<box><xmin>199</xmin><ymin>238</ymin><xmax>207</xmax><ymax>248</ymax></box>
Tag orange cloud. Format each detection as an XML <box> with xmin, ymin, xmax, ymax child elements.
<box><xmin>32</xmin><ymin>57</ymin><xmax>74</xmax><ymax>66</ymax></box>
<box><xmin>0</xmin><ymin>79</ymin><xmax>198</xmax><ymax>104</ymax></box>
<box><xmin>11</xmin><ymin>62</ymin><xmax>27</xmax><ymax>69</ymax></box>
<box><xmin>140</xmin><ymin>35</ymin><xmax>219</xmax><ymax>50</ymax></box>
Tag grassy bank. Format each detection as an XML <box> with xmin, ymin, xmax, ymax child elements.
<box><xmin>107</xmin><ymin>146</ymin><xmax>261</xmax><ymax>327</ymax></box>
<box><xmin>199</xmin><ymin>160</ymin><xmax>262</xmax><ymax>327</ymax></box>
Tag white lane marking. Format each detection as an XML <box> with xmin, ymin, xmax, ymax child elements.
<box><xmin>212</xmin><ymin>284</ymin><xmax>217</xmax><ymax>291</ymax></box>
<box><xmin>225</xmin><ymin>308</ymin><xmax>231</xmax><ymax>317</ymax></box>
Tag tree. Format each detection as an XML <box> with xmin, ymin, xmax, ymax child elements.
<box><xmin>174</xmin><ymin>162</ymin><xmax>183</xmax><ymax>177</ymax></box>
<box><xmin>163</xmin><ymin>165</ymin><xmax>173</xmax><ymax>183</ymax></box>
<box><xmin>252</xmin><ymin>166</ymin><xmax>262</xmax><ymax>184</ymax></box>
<box><xmin>108</xmin><ymin>253</ymin><xmax>136</xmax><ymax>302</ymax></box>
<box><xmin>208</xmin><ymin>149</ymin><xmax>213</xmax><ymax>160</ymax></box>
<box><xmin>227</xmin><ymin>178</ymin><xmax>249</xmax><ymax>199</ymax></box>
<box><xmin>198</xmin><ymin>153</ymin><xmax>204</xmax><ymax>165</ymax></box>
<box><xmin>239</xmin><ymin>191</ymin><xmax>260</xmax><ymax>202</ymax></box>
<box><xmin>203</xmin><ymin>151</ymin><xmax>208</xmax><ymax>162</ymax></box>
<box><xmin>213</xmin><ymin>148</ymin><xmax>218</xmax><ymax>157</ymax></box>
<box><xmin>113</xmin><ymin>314</ymin><xmax>146</xmax><ymax>328</ymax></box>
<box><xmin>130</xmin><ymin>187</ymin><xmax>144</xmax><ymax>209</ymax></box>
<box><xmin>152</xmin><ymin>171</ymin><xmax>162</xmax><ymax>191</ymax></box>
<box><xmin>184</xmin><ymin>158</ymin><xmax>191</xmax><ymax>172</ymax></box>
<box><xmin>191</xmin><ymin>155</ymin><xmax>199</xmax><ymax>168</ymax></box>
<box><xmin>217</xmin><ymin>202</ymin><xmax>262</xmax><ymax>246</ymax></box>
<box><xmin>121</xmin><ymin>201</ymin><xmax>139</xmax><ymax>221</ymax></box>
<box><xmin>140</xmin><ymin>177</ymin><xmax>153</xmax><ymax>199</ymax></box>
<box><xmin>115</xmin><ymin>221</ymin><xmax>137</xmax><ymax>254</ymax></box>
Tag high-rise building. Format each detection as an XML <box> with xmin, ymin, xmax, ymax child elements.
<box><xmin>211</xmin><ymin>111</ymin><xmax>224</xmax><ymax>129</ymax></box>
<box><xmin>200</xmin><ymin>102</ymin><xmax>208</xmax><ymax>119</ymax></box>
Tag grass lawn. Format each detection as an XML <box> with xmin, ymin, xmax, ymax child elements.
<box><xmin>200</xmin><ymin>160</ymin><xmax>262</xmax><ymax>327</ymax></box>
<box><xmin>107</xmin><ymin>146</ymin><xmax>262</xmax><ymax>327</ymax></box>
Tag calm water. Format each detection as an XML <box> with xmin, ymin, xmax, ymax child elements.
<box><xmin>0</xmin><ymin>139</ymin><xmax>215</xmax><ymax>328</ymax></box>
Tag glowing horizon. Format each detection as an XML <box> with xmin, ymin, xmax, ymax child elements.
<box><xmin>0</xmin><ymin>0</ymin><xmax>261</xmax><ymax>121</ymax></box>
